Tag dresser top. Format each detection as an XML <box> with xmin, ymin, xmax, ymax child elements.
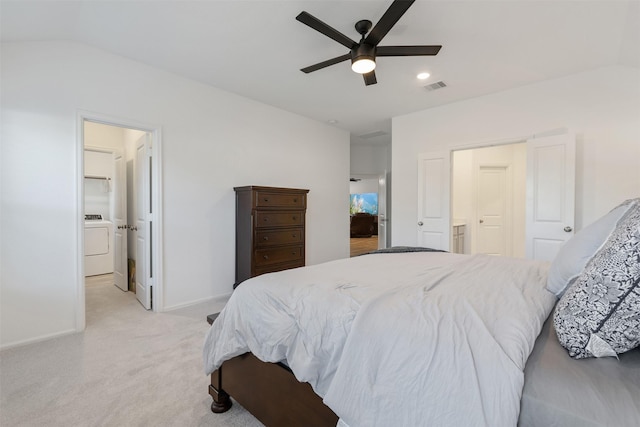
<box><xmin>234</xmin><ymin>185</ymin><xmax>309</xmax><ymax>194</ymax></box>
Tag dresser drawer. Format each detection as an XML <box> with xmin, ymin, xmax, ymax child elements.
<box><xmin>256</xmin><ymin>227</ymin><xmax>304</xmax><ymax>247</ymax></box>
<box><xmin>254</xmin><ymin>245</ymin><xmax>303</xmax><ymax>267</ymax></box>
<box><xmin>254</xmin><ymin>211</ymin><xmax>304</xmax><ymax>228</ymax></box>
<box><xmin>255</xmin><ymin>191</ymin><xmax>306</xmax><ymax>209</ymax></box>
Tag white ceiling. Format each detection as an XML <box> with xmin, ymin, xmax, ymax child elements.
<box><xmin>2</xmin><ymin>1</ymin><xmax>639</xmax><ymax>146</ymax></box>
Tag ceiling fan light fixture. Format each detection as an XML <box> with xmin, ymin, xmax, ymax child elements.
<box><xmin>351</xmin><ymin>58</ymin><xmax>376</xmax><ymax>74</ymax></box>
<box><xmin>351</xmin><ymin>43</ymin><xmax>376</xmax><ymax>74</ymax></box>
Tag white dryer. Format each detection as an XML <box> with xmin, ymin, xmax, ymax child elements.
<box><xmin>84</xmin><ymin>214</ymin><xmax>114</xmax><ymax>276</ymax></box>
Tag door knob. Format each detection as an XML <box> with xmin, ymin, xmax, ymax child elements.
<box><xmin>564</xmin><ymin>226</ymin><xmax>573</xmax><ymax>232</ymax></box>
<box><xmin>479</xmin><ymin>219</ymin><xmax>484</xmax><ymax>224</ymax></box>
<box><xmin>418</xmin><ymin>221</ymin><xmax>424</xmax><ymax>226</ymax></box>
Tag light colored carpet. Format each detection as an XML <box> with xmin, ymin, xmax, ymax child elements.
<box><xmin>0</xmin><ymin>275</ymin><xmax>264</xmax><ymax>427</ymax></box>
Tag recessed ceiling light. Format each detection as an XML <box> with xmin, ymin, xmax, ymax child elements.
<box><xmin>417</xmin><ymin>72</ymin><xmax>431</xmax><ymax>80</ymax></box>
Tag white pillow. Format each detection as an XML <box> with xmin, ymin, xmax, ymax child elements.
<box><xmin>546</xmin><ymin>202</ymin><xmax>632</xmax><ymax>297</ymax></box>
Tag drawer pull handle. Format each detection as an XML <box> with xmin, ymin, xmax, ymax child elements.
<box><xmin>293</xmin><ymin>198</ymin><xmax>297</xmax><ymax>202</ymax></box>
<box><xmin>292</xmin><ymin>252</ymin><xmax>296</xmax><ymax>255</ymax></box>
<box><xmin>264</xmin><ymin>218</ymin><xmax>268</xmax><ymax>222</ymax></box>
<box><xmin>263</xmin><ymin>236</ymin><xmax>269</xmax><ymax>241</ymax></box>
<box><xmin>292</xmin><ymin>216</ymin><xmax>297</xmax><ymax>220</ymax></box>
<box><xmin>263</xmin><ymin>255</ymin><xmax>269</xmax><ymax>260</ymax></box>
<box><xmin>292</xmin><ymin>234</ymin><xmax>296</xmax><ymax>238</ymax></box>
<box><xmin>264</xmin><ymin>198</ymin><xmax>269</xmax><ymax>202</ymax></box>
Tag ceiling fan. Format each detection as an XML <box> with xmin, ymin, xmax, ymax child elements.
<box><xmin>296</xmin><ymin>0</ymin><xmax>441</xmax><ymax>86</ymax></box>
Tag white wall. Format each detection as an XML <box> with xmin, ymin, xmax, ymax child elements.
<box><xmin>392</xmin><ymin>65</ymin><xmax>640</xmax><ymax>246</ymax></box>
<box><xmin>350</xmin><ymin>178</ymin><xmax>378</xmax><ymax>194</ymax></box>
<box><xmin>84</xmin><ymin>123</ymin><xmax>127</xmax><ymax>222</ymax></box>
<box><xmin>350</xmin><ymin>143</ymin><xmax>390</xmax><ymax>177</ymax></box>
<box><xmin>84</xmin><ymin>151</ymin><xmax>112</xmax><ymax>221</ymax></box>
<box><xmin>451</xmin><ymin>149</ymin><xmax>473</xmax><ymax>253</ymax></box>
<box><xmin>0</xmin><ymin>41</ymin><xmax>350</xmax><ymax>348</ymax></box>
<box><xmin>85</xmin><ymin>121</ymin><xmax>125</xmax><ymax>152</ymax></box>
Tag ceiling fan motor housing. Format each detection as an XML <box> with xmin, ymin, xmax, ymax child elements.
<box><xmin>351</xmin><ymin>43</ymin><xmax>376</xmax><ymax>68</ymax></box>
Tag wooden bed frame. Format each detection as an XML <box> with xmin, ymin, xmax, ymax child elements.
<box><xmin>207</xmin><ymin>315</ymin><xmax>338</xmax><ymax>426</ymax></box>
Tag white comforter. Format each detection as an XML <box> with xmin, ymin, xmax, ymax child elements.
<box><xmin>203</xmin><ymin>252</ymin><xmax>556</xmax><ymax>427</ymax></box>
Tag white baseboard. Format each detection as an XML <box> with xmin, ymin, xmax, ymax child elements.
<box><xmin>163</xmin><ymin>292</ymin><xmax>232</xmax><ymax>312</ymax></box>
<box><xmin>0</xmin><ymin>328</ymin><xmax>78</xmax><ymax>352</ymax></box>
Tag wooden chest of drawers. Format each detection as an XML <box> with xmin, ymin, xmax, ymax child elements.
<box><xmin>234</xmin><ymin>186</ymin><xmax>309</xmax><ymax>287</ymax></box>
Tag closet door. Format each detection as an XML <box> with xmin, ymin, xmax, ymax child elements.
<box><xmin>112</xmin><ymin>151</ymin><xmax>128</xmax><ymax>291</ymax></box>
<box><xmin>417</xmin><ymin>151</ymin><xmax>451</xmax><ymax>251</ymax></box>
<box><xmin>135</xmin><ymin>134</ymin><xmax>152</xmax><ymax>310</ymax></box>
<box><xmin>525</xmin><ymin>133</ymin><xmax>576</xmax><ymax>261</ymax></box>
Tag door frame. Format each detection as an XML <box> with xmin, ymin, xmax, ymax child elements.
<box><xmin>75</xmin><ymin>110</ymin><xmax>164</xmax><ymax>331</ymax></box>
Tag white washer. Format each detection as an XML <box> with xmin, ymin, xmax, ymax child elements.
<box><xmin>84</xmin><ymin>214</ymin><xmax>114</xmax><ymax>276</ymax></box>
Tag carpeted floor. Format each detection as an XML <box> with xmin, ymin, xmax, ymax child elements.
<box><xmin>0</xmin><ymin>275</ymin><xmax>263</xmax><ymax>427</ymax></box>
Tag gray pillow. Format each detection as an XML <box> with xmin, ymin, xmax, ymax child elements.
<box><xmin>546</xmin><ymin>203</ymin><xmax>630</xmax><ymax>297</ymax></box>
<box><xmin>553</xmin><ymin>198</ymin><xmax>640</xmax><ymax>359</ymax></box>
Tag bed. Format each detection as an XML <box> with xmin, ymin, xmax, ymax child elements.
<box><xmin>203</xmin><ymin>200</ymin><xmax>640</xmax><ymax>427</ymax></box>
<box><xmin>520</xmin><ymin>317</ymin><xmax>640</xmax><ymax>427</ymax></box>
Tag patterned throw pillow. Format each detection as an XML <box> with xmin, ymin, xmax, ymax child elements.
<box><xmin>554</xmin><ymin>198</ymin><xmax>640</xmax><ymax>359</ymax></box>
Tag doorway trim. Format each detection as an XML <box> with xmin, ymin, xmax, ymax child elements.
<box><xmin>75</xmin><ymin>110</ymin><xmax>164</xmax><ymax>331</ymax></box>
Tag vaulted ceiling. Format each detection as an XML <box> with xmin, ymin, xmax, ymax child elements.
<box><xmin>2</xmin><ymin>1</ymin><xmax>638</xmax><ymax>146</ymax></box>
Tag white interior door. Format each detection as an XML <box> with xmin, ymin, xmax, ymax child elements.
<box><xmin>112</xmin><ymin>151</ymin><xmax>128</xmax><ymax>291</ymax></box>
<box><xmin>135</xmin><ymin>134</ymin><xmax>152</xmax><ymax>309</ymax></box>
<box><xmin>525</xmin><ymin>133</ymin><xmax>576</xmax><ymax>261</ymax></box>
<box><xmin>476</xmin><ymin>166</ymin><xmax>510</xmax><ymax>256</ymax></box>
<box><xmin>417</xmin><ymin>152</ymin><xmax>451</xmax><ymax>251</ymax></box>
<box><xmin>377</xmin><ymin>172</ymin><xmax>388</xmax><ymax>249</ymax></box>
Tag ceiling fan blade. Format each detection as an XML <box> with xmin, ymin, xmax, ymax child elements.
<box><xmin>296</xmin><ymin>11</ymin><xmax>358</xmax><ymax>49</ymax></box>
<box><xmin>376</xmin><ymin>45</ymin><xmax>442</xmax><ymax>56</ymax></box>
<box><xmin>301</xmin><ymin>53</ymin><xmax>351</xmax><ymax>73</ymax></box>
<box><xmin>363</xmin><ymin>70</ymin><xmax>377</xmax><ymax>86</ymax></box>
<box><xmin>365</xmin><ymin>0</ymin><xmax>415</xmax><ymax>46</ymax></box>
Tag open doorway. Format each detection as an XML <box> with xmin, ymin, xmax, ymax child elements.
<box><xmin>417</xmin><ymin>130</ymin><xmax>575</xmax><ymax>261</ymax></box>
<box><xmin>78</xmin><ymin>113</ymin><xmax>163</xmax><ymax>330</ymax></box>
<box><xmin>451</xmin><ymin>143</ymin><xmax>526</xmax><ymax>257</ymax></box>
<box><xmin>349</xmin><ymin>175</ymin><xmax>389</xmax><ymax>256</ymax></box>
